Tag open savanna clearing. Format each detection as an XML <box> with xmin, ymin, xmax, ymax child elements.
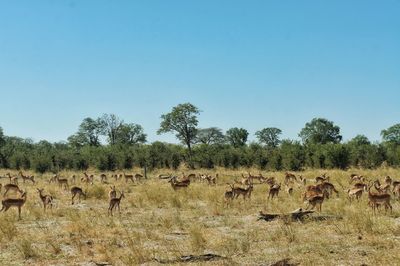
<box><xmin>1</xmin><ymin>168</ymin><xmax>400</xmax><ymax>265</ymax></box>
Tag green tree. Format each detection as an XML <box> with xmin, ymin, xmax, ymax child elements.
<box><xmin>195</xmin><ymin>127</ymin><xmax>225</xmax><ymax>145</ymax></box>
<box><xmin>299</xmin><ymin>118</ymin><xmax>342</xmax><ymax>144</ymax></box>
<box><xmin>99</xmin><ymin>114</ymin><xmax>124</xmax><ymax>145</ymax></box>
<box><xmin>226</xmin><ymin>127</ymin><xmax>248</xmax><ymax>148</ymax></box>
<box><xmin>158</xmin><ymin>103</ymin><xmax>200</xmax><ymax>163</ymax></box>
<box><xmin>255</xmin><ymin>127</ymin><xmax>282</xmax><ymax>148</ymax></box>
<box><xmin>381</xmin><ymin>123</ymin><xmax>400</xmax><ymax>145</ymax></box>
<box><xmin>116</xmin><ymin>123</ymin><xmax>147</xmax><ymax>145</ymax></box>
<box><xmin>68</xmin><ymin>117</ymin><xmax>103</xmax><ymax>147</ymax></box>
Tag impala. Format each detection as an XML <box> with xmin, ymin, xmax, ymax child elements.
<box><xmin>368</xmin><ymin>187</ymin><xmax>392</xmax><ymax>214</ymax></box>
<box><xmin>123</xmin><ymin>172</ymin><xmax>135</xmax><ymax>183</ymax></box>
<box><xmin>1</xmin><ymin>191</ymin><xmax>27</xmax><ymax>219</ymax></box>
<box><xmin>71</xmin><ymin>186</ymin><xmax>86</xmax><ymax>205</ymax></box>
<box><xmin>37</xmin><ymin>188</ymin><xmax>53</xmax><ymax>211</ymax></box>
<box><xmin>108</xmin><ymin>191</ymin><xmax>125</xmax><ymax>216</ymax></box>
<box><xmin>268</xmin><ymin>183</ymin><xmax>281</xmax><ymax>200</ymax></box>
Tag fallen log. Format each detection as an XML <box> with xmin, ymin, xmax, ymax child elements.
<box><xmin>258</xmin><ymin>208</ymin><xmax>342</xmax><ymax>222</ymax></box>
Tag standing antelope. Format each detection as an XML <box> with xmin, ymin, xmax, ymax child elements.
<box><xmin>305</xmin><ymin>190</ymin><xmax>329</xmax><ymax>212</ymax></box>
<box><xmin>19</xmin><ymin>171</ymin><xmax>35</xmax><ymax>184</ymax></box>
<box><xmin>108</xmin><ymin>191</ymin><xmax>125</xmax><ymax>216</ymax></box>
<box><xmin>1</xmin><ymin>191</ymin><xmax>27</xmax><ymax>219</ymax></box>
<box><xmin>56</xmin><ymin>176</ymin><xmax>69</xmax><ymax>190</ymax></box>
<box><xmin>347</xmin><ymin>188</ymin><xmax>364</xmax><ymax>202</ymax></box>
<box><xmin>284</xmin><ymin>172</ymin><xmax>297</xmax><ymax>185</ymax></box>
<box><xmin>169</xmin><ymin>176</ymin><xmax>190</xmax><ymax>190</ymax></box>
<box><xmin>37</xmin><ymin>188</ymin><xmax>53</xmax><ymax>211</ymax></box>
<box><xmin>71</xmin><ymin>186</ymin><xmax>86</xmax><ymax>205</ymax></box>
<box><xmin>268</xmin><ymin>183</ymin><xmax>281</xmax><ymax>200</ymax></box>
<box><xmin>233</xmin><ymin>184</ymin><xmax>253</xmax><ymax>200</ymax></box>
<box><xmin>224</xmin><ymin>184</ymin><xmax>235</xmax><ymax>207</ymax></box>
<box><xmin>368</xmin><ymin>187</ymin><xmax>392</xmax><ymax>214</ymax></box>
<box><xmin>124</xmin><ymin>172</ymin><xmax>135</xmax><ymax>183</ymax></box>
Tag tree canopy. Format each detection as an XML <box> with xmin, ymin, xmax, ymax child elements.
<box><xmin>226</xmin><ymin>127</ymin><xmax>249</xmax><ymax>148</ymax></box>
<box><xmin>299</xmin><ymin>118</ymin><xmax>342</xmax><ymax>144</ymax></box>
<box><xmin>255</xmin><ymin>127</ymin><xmax>282</xmax><ymax>148</ymax></box>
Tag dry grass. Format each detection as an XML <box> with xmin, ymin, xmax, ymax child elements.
<box><xmin>0</xmin><ymin>167</ymin><xmax>400</xmax><ymax>265</ymax></box>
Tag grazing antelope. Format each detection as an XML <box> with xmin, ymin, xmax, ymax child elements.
<box><xmin>352</xmin><ymin>182</ymin><xmax>368</xmax><ymax>191</ymax></box>
<box><xmin>56</xmin><ymin>176</ymin><xmax>69</xmax><ymax>190</ymax></box>
<box><xmin>135</xmin><ymin>174</ymin><xmax>144</xmax><ymax>182</ymax></box>
<box><xmin>109</xmin><ymin>186</ymin><xmax>117</xmax><ymax>199</ymax></box>
<box><xmin>108</xmin><ymin>191</ymin><xmax>125</xmax><ymax>216</ymax></box>
<box><xmin>3</xmin><ymin>183</ymin><xmax>23</xmax><ymax>197</ymax></box>
<box><xmin>347</xmin><ymin>188</ymin><xmax>364</xmax><ymax>202</ymax></box>
<box><xmin>123</xmin><ymin>172</ymin><xmax>135</xmax><ymax>183</ymax></box>
<box><xmin>268</xmin><ymin>183</ymin><xmax>281</xmax><ymax>200</ymax></box>
<box><xmin>169</xmin><ymin>176</ymin><xmax>190</xmax><ymax>190</ymax></box>
<box><xmin>37</xmin><ymin>188</ymin><xmax>53</xmax><ymax>211</ymax></box>
<box><xmin>19</xmin><ymin>171</ymin><xmax>35</xmax><ymax>184</ymax></box>
<box><xmin>71</xmin><ymin>186</ymin><xmax>86</xmax><ymax>205</ymax></box>
<box><xmin>100</xmin><ymin>173</ymin><xmax>107</xmax><ymax>183</ymax></box>
<box><xmin>368</xmin><ymin>186</ymin><xmax>392</xmax><ymax>214</ymax></box>
<box><xmin>319</xmin><ymin>182</ymin><xmax>339</xmax><ymax>198</ymax></box>
<box><xmin>284</xmin><ymin>172</ymin><xmax>297</xmax><ymax>185</ymax></box>
<box><xmin>233</xmin><ymin>184</ymin><xmax>253</xmax><ymax>200</ymax></box>
<box><xmin>1</xmin><ymin>191</ymin><xmax>27</xmax><ymax>219</ymax></box>
<box><xmin>248</xmin><ymin>173</ymin><xmax>266</xmax><ymax>184</ymax></box>
<box><xmin>235</xmin><ymin>174</ymin><xmax>251</xmax><ymax>186</ymax></box>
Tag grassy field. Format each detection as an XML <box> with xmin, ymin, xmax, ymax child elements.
<box><xmin>0</xmin><ymin>168</ymin><xmax>400</xmax><ymax>265</ymax></box>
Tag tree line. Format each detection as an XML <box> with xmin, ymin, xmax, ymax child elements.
<box><xmin>0</xmin><ymin>103</ymin><xmax>399</xmax><ymax>173</ymax></box>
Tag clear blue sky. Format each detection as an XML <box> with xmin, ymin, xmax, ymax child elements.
<box><xmin>0</xmin><ymin>1</ymin><xmax>399</xmax><ymax>144</ymax></box>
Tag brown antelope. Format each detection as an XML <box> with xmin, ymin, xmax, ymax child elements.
<box><xmin>284</xmin><ymin>172</ymin><xmax>297</xmax><ymax>185</ymax></box>
<box><xmin>81</xmin><ymin>172</ymin><xmax>94</xmax><ymax>185</ymax></box>
<box><xmin>318</xmin><ymin>182</ymin><xmax>339</xmax><ymax>197</ymax></box>
<box><xmin>135</xmin><ymin>174</ymin><xmax>144</xmax><ymax>182</ymax></box>
<box><xmin>56</xmin><ymin>176</ymin><xmax>69</xmax><ymax>190</ymax></box>
<box><xmin>233</xmin><ymin>184</ymin><xmax>253</xmax><ymax>200</ymax></box>
<box><xmin>204</xmin><ymin>174</ymin><xmax>217</xmax><ymax>185</ymax></box>
<box><xmin>347</xmin><ymin>188</ymin><xmax>364</xmax><ymax>202</ymax></box>
<box><xmin>49</xmin><ymin>174</ymin><xmax>58</xmax><ymax>184</ymax></box>
<box><xmin>6</xmin><ymin>173</ymin><xmax>18</xmax><ymax>185</ymax></box>
<box><xmin>108</xmin><ymin>191</ymin><xmax>125</xmax><ymax>216</ymax></box>
<box><xmin>169</xmin><ymin>176</ymin><xmax>190</xmax><ymax>190</ymax></box>
<box><xmin>224</xmin><ymin>184</ymin><xmax>235</xmax><ymax>207</ymax></box>
<box><xmin>19</xmin><ymin>171</ymin><xmax>35</xmax><ymax>184</ymax></box>
<box><xmin>248</xmin><ymin>173</ymin><xmax>266</xmax><ymax>184</ymax></box>
<box><xmin>71</xmin><ymin>186</ymin><xmax>86</xmax><ymax>205</ymax></box>
<box><xmin>235</xmin><ymin>174</ymin><xmax>251</xmax><ymax>186</ymax></box>
<box><xmin>109</xmin><ymin>186</ymin><xmax>117</xmax><ymax>199</ymax></box>
<box><xmin>123</xmin><ymin>172</ymin><xmax>135</xmax><ymax>183</ymax></box>
<box><xmin>37</xmin><ymin>188</ymin><xmax>53</xmax><ymax>211</ymax></box>
<box><xmin>100</xmin><ymin>173</ymin><xmax>107</xmax><ymax>183</ymax></box>
<box><xmin>305</xmin><ymin>190</ymin><xmax>328</xmax><ymax>212</ymax></box>
<box><xmin>1</xmin><ymin>191</ymin><xmax>27</xmax><ymax>219</ymax></box>
<box><xmin>368</xmin><ymin>186</ymin><xmax>392</xmax><ymax>214</ymax></box>
<box><xmin>352</xmin><ymin>182</ymin><xmax>368</xmax><ymax>191</ymax></box>
<box><xmin>3</xmin><ymin>183</ymin><xmax>23</xmax><ymax>197</ymax></box>
<box><xmin>268</xmin><ymin>183</ymin><xmax>281</xmax><ymax>200</ymax></box>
